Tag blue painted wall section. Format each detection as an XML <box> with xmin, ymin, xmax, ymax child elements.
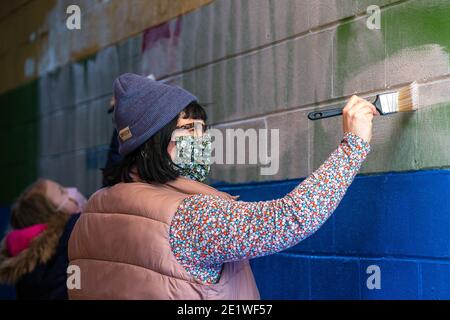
<box><xmin>216</xmin><ymin>170</ymin><xmax>450</xmax><ymax>300</ymax></box>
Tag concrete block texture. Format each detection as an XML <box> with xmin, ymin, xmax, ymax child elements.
<box><xmin>141</xmin><ymin>0</ymin><xmax>311</xmax><ymax>79</ymax></box>
<box><xmin>421</xmin><ymin>263</ymin><xmax>450</xmax><ymax>299</ymax></box>
<box><xmin>38</xmin><ymin>45</ymin><xmax>123</xmax><ymax>116</ymax></box>
<box><xmin>250</xmin><ymin>254</ymin><xmax>450</xmax><ymax>299</ymax></box>
<box><xmin>359</xmin><ymin>259</ymin><xmax>420</xmax><ymax>300</ymax></box>
<box><xmin>217</xmin><ymin>170</ymin><xmax>450</xmax><ymax>259</ymax></box>
<box><xmin>250</xmin><ymin>254</ymin><xmax>310</xmax><ymax>300</ymax></box>
<box><xmin>141</xmin><ymin>0</ymin><xmax>402</xmax><ymax>79</ymax></box>
<box><xmin>310</xmin><ymin>257</ymin><xmax>361</xmax><ymax>299</ymax></box>
<box><xmin>210</xmin><ymin>107</ymin><xmax>311</xmax><ymax>184</ymax></box>
<box><xmin>39</xmin><ymin>148</ymin><xmax>104</xmax><ymax>197</ymax></box>
<box><xmin>181</xmin><ymin>29</ymin><xmax>334</xmax><ymax>124</ymax></box>
<box><xmin>38</xmin><ymin>93</ymin><xmax>112</xmax><ymax>195</ymax></box>
<box><xmin>308</xmin><ymin>98</ymin><xmax>450</xmax><ymax>176</ymax></box>
<box><xmin>265</xmin><ymin>109</ymin><xmax>310</xmax><ymax>180</ymax></box>
<box><xmin>209</xmin><ymin>118</ymin><xmax>269</xmax><ymax>184</ymax></box>
<box><xmin>385</xmin><ymin>0</ymin><xmax>450</xmax><ymax>86</ymax></box>
<box><xmin>416</xmin><ymin>102</ymin><xmax>450</xmax><ymax>169</ymax></box>
<box><xmin>28</xmin><ymin>0</ymin><xmax>450</xmax><ymax>189</ymax></box>
<box><xmin>418</xmin><ymin>78</ymin><xmax>450</xmax><ymax>108</ymax></box>
<box><xmin>218</xmin><ymin>170</ymin><xmax>450</xmax><ymax>299</ymax></box>
<box><xmin>333</xmin><ymin>15</ymin><xmax>387</xmax><ymax>97</ymax></box>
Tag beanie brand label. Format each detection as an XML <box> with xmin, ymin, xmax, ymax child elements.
<box><xmin>119</xmin><ymin>127</ymin><xmax>133</xmax><ymax>141</ymax></box>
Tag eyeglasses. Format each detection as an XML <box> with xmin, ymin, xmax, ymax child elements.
<box><xmin>171</xmin><ymin>121</ymin><xmax>209</xmax><ymax>141</ymax></box>
<box><xmin>175</xmin><ymin>122</ymin><xmax>209</xmax><ymax>136</ymax></box>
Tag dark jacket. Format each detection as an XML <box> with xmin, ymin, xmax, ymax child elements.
<box><xmin>0</xmin><ymin>213</ymin><xmax>80</xmax><ymax>300</ymax></box>
<box><xmin>102</xmin><ymin>129</ymin><xmax>123</xmax><ymax>187</ymax></box>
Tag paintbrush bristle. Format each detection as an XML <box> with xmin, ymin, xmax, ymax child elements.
<box><xmin>397</xmin><ymin>81</ymin><xmax>419</xmax><ymax>112</ymax></box>
<box><xmin>377</xmin><ymin>82</ymin><xmax>419</xmax><ymax>114</ymax></box>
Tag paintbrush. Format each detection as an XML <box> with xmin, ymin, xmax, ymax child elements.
<box><xmin>307</xmin><ymin>82</ymin><xmax>419</xmax><ymax>121</ymax></box>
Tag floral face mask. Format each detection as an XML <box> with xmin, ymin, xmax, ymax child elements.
<box><xmin>171</xmin><ymin>134</ymin><xmax>212</xmax><ymax>183</ymax></box>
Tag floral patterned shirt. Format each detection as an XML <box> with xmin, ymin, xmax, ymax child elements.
<box><xmin>169</xmin><ymin>132</ymin><xmax>371</xmax><ymax>284</ymax></box>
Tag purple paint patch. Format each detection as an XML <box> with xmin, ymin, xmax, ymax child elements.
<box><xmin>141</xmin><ymin>16</ymin><xmax>183</xmax><ymax>52</ymax></box>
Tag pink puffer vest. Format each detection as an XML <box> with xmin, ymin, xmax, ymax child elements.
<box><xmin>68</xmin><ymin>176</ymin><xmax>260</xmax><ymax>299</ymax></box>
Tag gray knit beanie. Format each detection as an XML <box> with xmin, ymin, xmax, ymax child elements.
<box><xmin>113</xmin><ymin>73</ymin><xmax>198</xmax><ymax>156</ymax></box>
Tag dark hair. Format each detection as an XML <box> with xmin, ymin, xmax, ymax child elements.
<box><xmin>103</xmin><ymin>101</ymin><xmax>207</xmax><ymax>186</ymax></box>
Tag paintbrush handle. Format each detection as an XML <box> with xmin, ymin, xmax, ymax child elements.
<box><xmin>307</xmin><ymin>107</ymin><xmax>344</xmax><ymax>120</ymax></box>
<box><xmin>308</xmin><ymin>96</ymin><xmax>382</xmax><ymax>120</ymax></box>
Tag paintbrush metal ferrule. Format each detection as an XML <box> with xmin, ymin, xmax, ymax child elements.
<box><xmin>376</xmin><ymin>92</ymin><xmax>399</xmax><ymax>115</ymax></box>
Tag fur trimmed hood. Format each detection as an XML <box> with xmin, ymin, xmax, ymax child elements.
<box><xmin>0</xmin><ymin>214</ymin><xmax>70</xmax><ymax>284</ymax></box>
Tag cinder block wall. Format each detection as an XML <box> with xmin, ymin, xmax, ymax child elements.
<box><xmin>1</xmin><ymin>0</ymin><xmax>449</xmax><ymax>299</ymax></box>
<box><xmin>217</xmin><ymin>170</ymin><xmax>450</xmax><ymax>299</ymax></box>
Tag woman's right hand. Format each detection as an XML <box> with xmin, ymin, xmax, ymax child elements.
<box><xmin>342</xmin><ymin>95</ymin><xmax>378</xmax><ymax>143</ymax></box>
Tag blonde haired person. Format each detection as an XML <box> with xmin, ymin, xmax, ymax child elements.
<box><xmin>0</xmin><ymin>179</ymin><xmax>85</xmax><ymax>299</ymax></box>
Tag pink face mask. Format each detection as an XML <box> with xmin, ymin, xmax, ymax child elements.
<box><xmin>56</xmin><ymin>187</ymin><xmax>87</xmax><ymax>213</ymax></box>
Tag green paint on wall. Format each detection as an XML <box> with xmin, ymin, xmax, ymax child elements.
<box><xmin>334</xmin><ymin>0</ymin><xmax>450</xmax><ymax>171</ymax></box>
<box><xmin>416</xmin><ymin>103</ymin><xmax>450</xmax><ymax>169</ymax></box>
<box><xmin>0</xmin><ymin>80</ymin><xmax>39</xmax><ymax>205</ymax></box>
<box><xmin>385</xmin><ymin>0</ymin><xmax>450</xmax><ymax>57</ymax></box>
<box><xmin>362</xmin><ymin>112</ymin><xmax>418</xmax><ymax>174</ymax></box>
<box><xmin>335</xmin><ymin>13</ymin><xmax>386</xmax><ymax>97</ymax></box>
<box><xmin>335</xmin><ymin>0</ymin><xmax>450</xmax><ymax>97</ymax></box>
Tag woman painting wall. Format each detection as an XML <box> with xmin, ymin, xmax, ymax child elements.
<box><xmin>68</xmin><ymin>73</ymin><xmax>377</xmax><ymax>299</ymax></box>
<box><xmin>0</xmin><ymin>179</ymin><xmax>86</xmax><ymax>299</ymax></box>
